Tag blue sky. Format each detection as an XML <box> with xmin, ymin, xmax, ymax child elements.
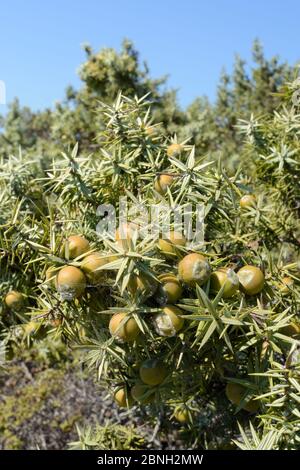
<box><xmin>0</xmin><ymin>0</ymin><xmax>299</xmax><ymax>112</ymax></box>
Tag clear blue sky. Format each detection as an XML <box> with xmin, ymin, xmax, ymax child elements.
<box><xmin>0</xmin><ymin>0</ymin><xmax>299</xmax><ymax>112</ymax></box>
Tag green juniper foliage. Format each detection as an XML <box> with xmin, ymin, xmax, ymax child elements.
<box><xmin>0</xmin><ymin>44</ymin><xmax>299</xmax><ymax>451</ymax></box>
<box><xmin>0</xmin><ymin>39</ymin><xmax>294</xmax><ymax>167</ymax></box>
<box><xmin>69</xmin><ymin>423</ymin><xmax>145</xmax><ymax>450</ymax></box>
